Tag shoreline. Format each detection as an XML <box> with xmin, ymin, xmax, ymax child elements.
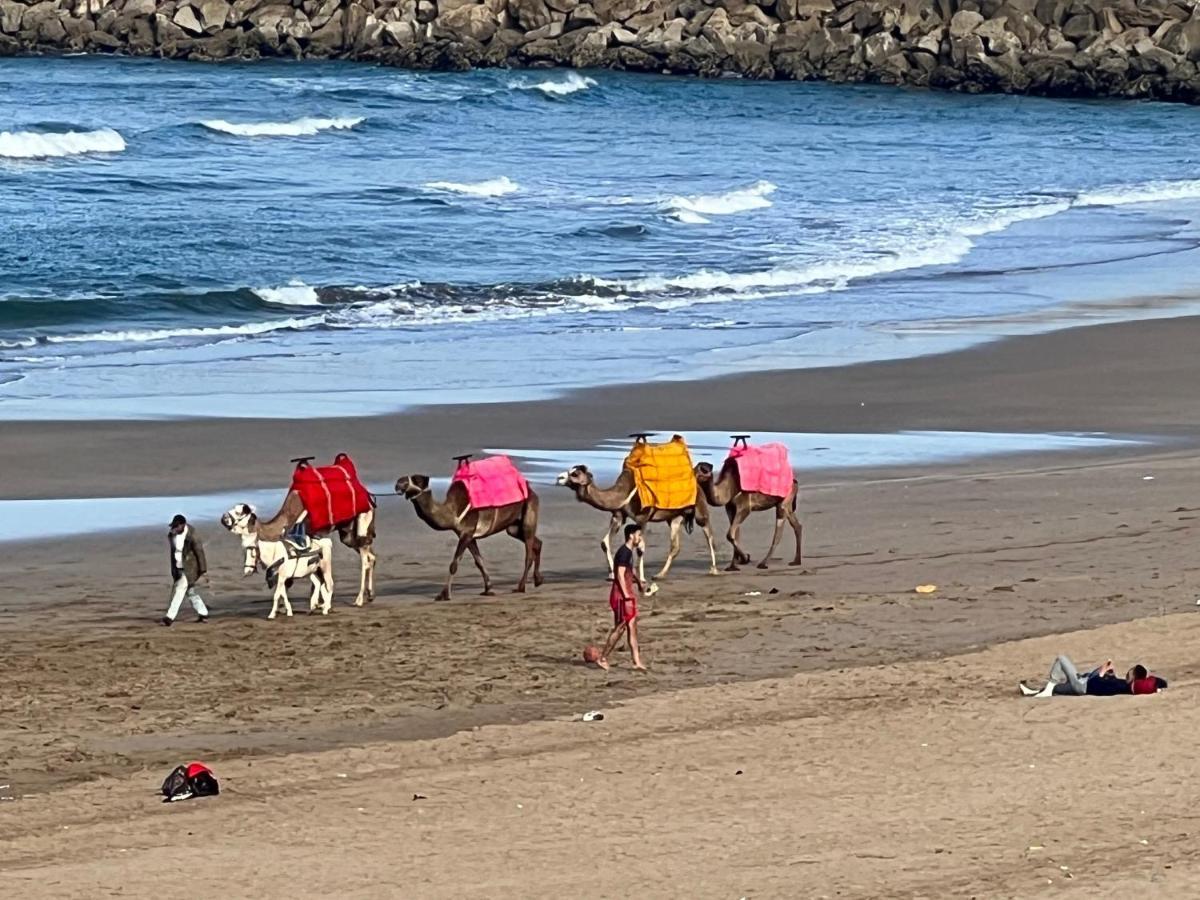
<box><xmin>4</xmin><ymin>312</ymin><xmax>1200</xmax><ymax>501</ymax></box>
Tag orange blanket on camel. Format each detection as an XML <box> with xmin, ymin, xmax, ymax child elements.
<box><xmin>452</xmin><ymin>455</ymin><xmax>530</xmax><ymax>508</ymax></box>
<box><xmin>290</xmin><ymin>453</ymin><xmax>373</xmax><ymax>532</ymax></box>
<box><xmin>624</xmin><ymin>435</ymin><xmax>697</xmax><ymax>509</ymax></box>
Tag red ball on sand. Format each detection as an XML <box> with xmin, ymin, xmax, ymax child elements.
<box><xmin>583</xmin><ymin>645</ymin><xmax>600</xmax><ymax>663</ymax></box>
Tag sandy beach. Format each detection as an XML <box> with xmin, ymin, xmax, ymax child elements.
<box><xmin>3</xmin><ymin>315</ymin><xmax>1200</xmax><ymax>897</ymax></box>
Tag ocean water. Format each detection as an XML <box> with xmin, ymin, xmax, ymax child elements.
<box><xmin>5</xmin><ymin>57</ymin><xmax>1200</xmax><ymax>419</ymax></box>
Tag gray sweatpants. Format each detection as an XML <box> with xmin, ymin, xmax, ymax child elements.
<box><xmin>1048</xmin><ymin>654</ymin><xmax>1092</xmax><ymax>695</ymax></box>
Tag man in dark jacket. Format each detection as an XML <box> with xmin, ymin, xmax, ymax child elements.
<box><xmin>163</xmin><ymin>514</ymin><xmax>209</xmax><ymax>626</ymax></box>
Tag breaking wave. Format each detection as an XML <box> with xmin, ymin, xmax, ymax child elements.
<box><xmin>0</xmin><ymin>128</ymin><xmax>126</xmax><ymax>160</ymax></box>
<box><xmin>200</xmin><ymin>116</ymin><xmax>364</xmax><ymax>137</ymax></box>
<box><xmin>424</xmin><ymin>176</ymin><xmax>519</xmax><ymax>197</ymax></box>
<box><xmin>1076</xmin><ymin>178</ymin><xmax>1200</xmax><ymax>207</ymax></box>
<box><xmin>511</xmin><ymin>72</ymin><xmax>598</xmax><ymax>97</ymax></box>
<box><xmin>663</xmin><ymin>180</ymin><xmax>777</xmax><ymax>222</ymax></box>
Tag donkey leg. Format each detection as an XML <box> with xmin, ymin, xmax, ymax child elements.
<box><xmin>274</xmin><ymin>580</ymin><xmax>293</xmax><ymax>618</ymax></box>
<box><xmin>437</xmin><ymin>535</ymin><xmax>472</xmax><ymax>601</ymax></box>
<box><xmin>308</xmin><ymin>571</ymin><xmax>321</xmax><ymax>612</ymax></box>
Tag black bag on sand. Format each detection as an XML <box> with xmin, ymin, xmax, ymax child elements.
<box><xmin>161</xmin><ymin>762</ymin><xmax>220</xmax><ymax>803</ymax></box>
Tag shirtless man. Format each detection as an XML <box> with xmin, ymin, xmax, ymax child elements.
<box><xmin>598</xmin><ymin>523</ymin><xmax>648</xmax><ymax>671</ymax></box>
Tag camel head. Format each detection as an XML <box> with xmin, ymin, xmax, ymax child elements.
<box><xmin>220</xmin><ymin>503</ymin><xmax>258</xmax><ymax>534</ymax></box>
<box><xmin>694</xmin><ymin>462</ymin><xmax>715</xmax><ymax>484</ymax></box>
<box><xmin>395</xmin><ymin>474</ymin><xmax>431</xmax><ymax>500</ymax></box>
<box><xmin>555</xmin><ymin>465</ymin><xmax>594</xmax><ymax>492</ymax></box>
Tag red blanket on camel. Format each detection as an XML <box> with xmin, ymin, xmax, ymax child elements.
<box><xmin>290</xmin><ymin>453</ymin><xmax>373</xmax><ymax>532</ymax></box>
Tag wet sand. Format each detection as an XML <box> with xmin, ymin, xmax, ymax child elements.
<box><xmin>3</xmin><ymin>315</ymin><xmax>1200</xmax><ymax>896</ymax></box>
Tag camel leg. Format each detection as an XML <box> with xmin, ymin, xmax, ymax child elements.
<box><xmin>467</xmin><ymin>539</ymin><xmax>494</xmax><ymax>596</ymax></box>
<box><xmin>601</xmin><ymin>512</ymin><xmax>622</xmax><ymax>575</ymax></box>
<box><xmin>724</xmin><ymin>508</ymin><xmax>744</xmax><ymax>571</ymax></box>
<box><xmin>757</xmin><ymin>505</ymin><xmax>787</xmax><ymax>570</ymax></box>
<box><xmin>436</xmin><ymin>534</ymin><xmax>473</xmax><ymax>601</ymax></box>
<box><xmin>701</xmin><ymin>519</ymin><xmax>719</xmax><ymax>576</ymax></box>
<box><xmin>353</xmin><ymin>546</ymin><xmax>369</xmax><ymax>607</ymax></box>
<box><xmin>654</xmin><ymin>517</ymin><xmax>684</xmax><ymax>580</ymax></box>
<box><xmin>787</xmin><ymin>508</ymin><xmax>804</xmax><ymax>566</ymax></box>
<box><xmin>532</xmin><ymin>536</ymin><xmax>544</xmax><ymax>588</ymax></box>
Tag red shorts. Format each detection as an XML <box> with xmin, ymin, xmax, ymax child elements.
<box><xmin>609</xmin><ymin>581</ymin><xmax>638</xmax><ymax>625</ymax></box>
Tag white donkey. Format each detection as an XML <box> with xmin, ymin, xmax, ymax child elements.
<box><xmin>221</xmin><ymin>504</ymin><xmax>334</xmax><ymax>619</ymax></box>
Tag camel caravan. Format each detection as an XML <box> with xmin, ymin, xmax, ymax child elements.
<box><xmin>220</xmin><ymin>434</ymin><xmax>802</xmax><ymax>619</ymax></box>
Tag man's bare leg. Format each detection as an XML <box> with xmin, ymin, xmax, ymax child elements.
<box><xmin>599</xmin><ymin>621</ymin><xmax>627</xmax><ymax>671</ymax></box>
<box><xmin>628</xmin><ymin>618</ymin><xmax>646</xmax><ymax>670</ymax></box>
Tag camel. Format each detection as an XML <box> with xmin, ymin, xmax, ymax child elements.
<box><xmin>220</xmin><ymin>504</ymin><xmax>335</xmax><ymax>618</ymax></box>
<box><xmin>394</xmin><ymin>474</ymin><xmax>544</xmax><ymax>601</ymax></box>
<box><xmin>694</xmin><ymin>461</ymin><xmax>803</xmax><ymax>570</ymax></box>
<box><xmin>556</xmin><ymin>465</ymin><xmax>719</xmax><ymax>582</ymax></box>
<box><xmin>242</xmin><ymin>487</ymin><xmax>377</xmax><ymax>606</ymax></box>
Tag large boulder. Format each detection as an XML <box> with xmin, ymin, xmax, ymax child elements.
<box><xmin>172</xmin><ymin>4</ymin><xmax>204</xmax><ymax>34</ymax></box>
<box><xmin>592</xmin><ymin>0</ymin><xmax>652</xmax><ymax>24</ymax></box>
<box><xmin>308</xmin><ymin>12</ymin><xmax>344</xmax><ymax>51</ymax></box>
<box><xmin>88</xmin><ymin>29</ymin><xmax>123</xmax><ymax>48</ymax></box>
<box><xmin>437</xmin><ymin>4</ymin><xmax>496</xmax><ymax>42</ymax></box>
<box><xmin>511</xmin><ymin>0</ymin><xmax>552</xmax><ymax>30</ymax></box>
<box><xmin>948</xmin><ymin>9</ymin><xmax>983</xmax><ymax>38</ymax></box>
<box><xmin>0</xmin><ymin>0</ymin><xmax>22</xmax><ymax>34</ymax></box>
<box><xmin>279</xmin><ymin>12</ymin><xmax>313</xmax><ymax>40</ymax></box>
<box><xmin>571</xmin><ymin>25</ymin><xmax>609</xmax><ymax>64</ymax></box>
<box><xmin>197</xmin><ymin>0</ymin><xmax>230</xmax><ymax>32</ymax></box>
<box><xmin>566</xmin><ymin>3</ymin><xmax>600</xmax><ymax>30</ymax></box>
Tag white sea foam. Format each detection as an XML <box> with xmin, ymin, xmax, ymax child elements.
<box><xmin>0</xmin><ymin>128</ymin><xmax>126</xmax><ymax>160</ymax></box>
<box><xmin>254</xmin><ymin>280</ymin><xmax>322</xmax><ymax>306</ymax></box>
<box><xmin>424</xmin><ymin>176</ymin><xmax>519</xmax><ymax>197</ymax></box>
<box><xmin>663</xmin><ymin>180</ymin><xmax>777</xmax><ymax>219</ymax></box>
<box><xmin>512</xmin><ymin>72</ymin><xmax>598</xmax><ymax>97</ymax></box>
<box><xmin>1076</xmin><ymin>178</ymin><xmax>1200</xmax><ymax>208</ymax></box>
<box><xmin>200</xmin><ymin>116</ymin><xmax>364</xmax><ymax>137</ymax></box>
<box><xmin>43</xmin><ymin>316</ymin><xmax>324</xmax><ymax>345</ymax></box>
<box><xmin>0</xmin><ymin>336</ymin><xmax>39</xmax><ymax>349</ymax></box>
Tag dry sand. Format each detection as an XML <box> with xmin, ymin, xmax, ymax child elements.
<box><xmin>3</xmin><ymin>316</ymin><xmax>1200</xmax><ymax>897</ymax></box>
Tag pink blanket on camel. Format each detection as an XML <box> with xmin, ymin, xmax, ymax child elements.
<box><xmin>452</xmin><ymin>455</ymin><xmax>530</xmax><ymax>508</ymax></box>
<box><xmin>727</xmin><ymin>442</ymin><xmax>793</xmax><ymax>499</ymax></box>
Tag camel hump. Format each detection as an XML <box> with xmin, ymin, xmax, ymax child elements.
<box><xmin>727</xmin><ymin>442</ymin><xmax>793</xmax><ymax>499</ymax></box>
<box><xmin>624</xmin><ymin>436</ymin><xmax>697</xmax><ymax>509</ymax></box>
<box><xmin>451</xmin><ymin>455</ymin><xmax>529</xmax><ymax>508</ymax></box>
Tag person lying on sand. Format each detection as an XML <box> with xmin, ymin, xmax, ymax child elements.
<box><xmin>598</xmin><ymin>523</ymin><xmax>648</xmax><ymax>672</ymax></box>
<box><xmin>1019</xmin><ymin>655</ymin><xmax>1166</xmax><ymax>698</ymax></box>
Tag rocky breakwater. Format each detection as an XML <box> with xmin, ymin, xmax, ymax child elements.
<box><xmin>4</xmin><ymin>0</ymin><xmax>1200</xmax><ymax>103</ymax></box>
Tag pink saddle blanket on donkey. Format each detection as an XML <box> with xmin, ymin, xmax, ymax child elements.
<box><xmin>727</xmin><ymin>442</ymin><xmax>793</xmax><ymax>500</ymax></box>
<box><xmin>452</xmin><ymin>456</ymin><xmax>530</xmax><ymax>508</ymax></box>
